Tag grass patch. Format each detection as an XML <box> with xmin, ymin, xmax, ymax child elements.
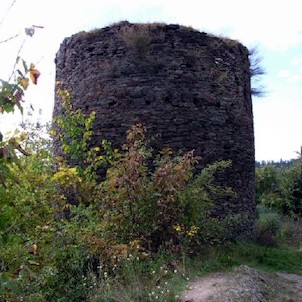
<box><xmin>88</xmin><ymin>253</ymin><xmax>190</xmax><ymax>302</ymax></box>
<box><xmin>213</xmin><ymin>241</ymin><xmax>302</xmax><ymax>274</ymax></box>
<box><xmin>89</xmin><ymin>241</ymin><xmax>302</xmax><ymax>301</ymax></box>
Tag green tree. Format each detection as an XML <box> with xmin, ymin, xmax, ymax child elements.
<box><xmin>256</xmin><ymin>164</ymin><xmax>282</xmax><ymax>206</ymax></box>
<box><xmin>256</xmin><ymin>161</ymin><xmax>302</xmax><ymax>219</ymax></box>
<box><xmin>279</xmin><ymin>159</ymin><xmax>302</xmax><ymax>218</ymax></box>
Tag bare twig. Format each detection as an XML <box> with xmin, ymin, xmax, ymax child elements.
<box><xmin>0</xmin><ymin>0</ymin><xmax>17</xmax><ymax>27</ymax></box>
<box><xmin>8</xmin><ymin>37</ymin><xmax>26</xmax><ymax>82</ymax></box>
<box><xmin>0</xmin><ymin>32</ymin><xmax>20</xmax><ymax>44</ymax></box>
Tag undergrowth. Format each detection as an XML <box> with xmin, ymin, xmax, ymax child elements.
<box><xmin>1</xmin><ymin>88</ymin><xmax>301</xmax><ymax>301</ymax></box>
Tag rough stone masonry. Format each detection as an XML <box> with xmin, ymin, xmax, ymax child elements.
<box><xmin>53</xmin><ymin>21</ymin><xmax>256</xmax><ymax>237</ymax></box>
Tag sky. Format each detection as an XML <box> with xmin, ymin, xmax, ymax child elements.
<box><xmin>0</xmin><ymin>0</ymin><xmax>302</xmax><ymax>162</ymax></box>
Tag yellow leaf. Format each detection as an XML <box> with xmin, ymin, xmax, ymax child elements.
<box><xmin>20</xmin><ymin>78</ymin><xmax>29</xmax><ymax>89</ymax></box>
<box><xmin>28</xmin><ymin>243</ymin><xmax>38</xmax><ymax>255</ymax></box>
<box><xmin>29</xmin><ymin>63</ymin><xmax>41</xmax><ymax>84</ymax></box>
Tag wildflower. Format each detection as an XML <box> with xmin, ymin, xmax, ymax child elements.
<box><xmin>173</xmin><ymin>224</ymin><xmax>182</xmax><ymax>232</ymax></box>
<box><xmin>187</xmin><ymin>225</ymin><xmax>199</xmax><ymax>237</ymax></box>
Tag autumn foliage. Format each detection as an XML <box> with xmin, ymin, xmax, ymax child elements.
<box><xmin>0</xmin><ymin>89</ymin><xmax>234</xmax><ymax>300</ymax></box>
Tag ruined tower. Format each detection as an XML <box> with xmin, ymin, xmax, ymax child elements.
<box><xmin>53</xmin><ymin>21</ymin><xmax>256</xmax><ymax>237</ymax></box>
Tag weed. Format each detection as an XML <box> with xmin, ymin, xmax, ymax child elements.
<box><xmin>119</xmin><ymin>26</ymin><xmax>151</xmax><ymax>58</ymax></box>
<box><xmin>89</xmin><ymin>254</ymin><xmax>188</xmax><ymax>302</ymax></box>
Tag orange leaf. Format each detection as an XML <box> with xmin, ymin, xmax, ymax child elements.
<box><xmin>29</xmin><ymin>63</ymin><xmax>40</xmax><ymax>84</ymax></box>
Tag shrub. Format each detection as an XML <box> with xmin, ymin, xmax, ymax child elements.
<box><xmin>279</xmin><ymin>159</ymin><xmax>302</xmax><ymax>218</ymax></box>
<box><xmin>256</xmin><ymin>164</ymin><xmax>281</xmax><ymax>206</ymax></box>
<box><xmin>256</xmin><ymin>161</ymin><xmax>302</xmax><ymax>219</ymax></box>
<box><xmin>1</xmin><ymin>92</ymin><xmax>235</xmax><ymax>300</ymax></box>
<box><xmin>255</xmin><ymin>208</ymin><xmax>282</xmax><ymax>247</ymax></box>
<box><xmin>279</xmin><ymin>218</ymin><xmax>302</xmax><ymax>248</ymax></box>
<box><xmin>89</xmin><ymin>124</ymin><xmax>233</xmax><ymax>256</ymax></box>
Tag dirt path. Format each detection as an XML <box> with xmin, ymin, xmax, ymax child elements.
<box><xmin>180</xmin><ymin>265</ymin><xmax>302</xmax><ymax>302</ymax></box>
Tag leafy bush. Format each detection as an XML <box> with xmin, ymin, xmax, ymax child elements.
<box><xmin>279</xmin><ymin>160</ymin><xmax>302</xmax><ymax>218</ymax></box>
<box><xmin>256</xmin><ymin>161</ymin><xmax>302</xmax><ymax>219</ymax></box>
<box><xmin>256</xmin><ymin>164</ymin><xmax>281</xmax><ymax>205</ymax></box>
<box><xmin>255</xmin><ymin>208</ymin><xmax>282</xmax><ymax>247</ymax></box>
<box><xmin>0</xmin><ymin>90</ymin><xmax>235</xmax><ymax>300</ymax></box>
<box><xmin>279</xmin><ymin>218</ymin><xmax>302</xmax><ymax>248</ymax></box>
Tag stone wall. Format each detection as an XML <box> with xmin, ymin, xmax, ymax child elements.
<box><xmin>53</xmin><ymin>21</ymin><xmax>255</xmax><ymax>237</ymax></box>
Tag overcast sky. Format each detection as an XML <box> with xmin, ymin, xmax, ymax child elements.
<box><xmin>1</xmin><ymin>0</ymin><xmax>302</xmax><ymax>161</ymax></box>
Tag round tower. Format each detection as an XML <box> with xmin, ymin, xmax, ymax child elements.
<box><xmin>53</xmin><ymin>21</ymin><xmax>255</xmax><ymax>237</ymax></box>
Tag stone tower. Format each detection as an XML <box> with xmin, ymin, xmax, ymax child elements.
<box><xmin>53</xmin><ymin>21</ymin><xmax>255</xmax><ymax>237</ymax></box>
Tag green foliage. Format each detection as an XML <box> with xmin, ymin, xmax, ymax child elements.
<box><xmin>254</xmin><ymin>205</ymin><xmax>302</xmax><ymax>250</ymax></box>
<box><xmin>0</xmin><ymin>80</ymin><xmax>24</xmax><ymax>114</ymax></box>
<box><xmin>222</xmin><ymin>241</ymin><xmax>302</xmax><ymax>273</ymax></box>
<box><xmin>279</xmin><ymin>159</ymin><xmax>302</xmax><ymax>218</ymax></box>
<box><xmin>90</xmin><ymin>124</ymin><xmax>234</xmax><ymax>255</ymax></box>
<box><xmin>256</xmin><ymin>164</ymin><xmax>281</xmax><ymax>205</ymax></box>
<box><xmin>52</xmin><ymin>89</ymin><xmax>95</xmax><ymax>162</ymax></box>
<box><xmin>89</xmin><ymin>253</ymin><xmax>189</xmax><ymax>302</ymax></box>
<box><xmin>255</xmin><ymin>208</ymin><xmax>282</xmax><ymax>247</ymax></box>
<box><xmin>0</xmin><ymin>125</ymin><xmax>56</xmax><ymax>300</ymax></box>
<box><xmin>279</xmin><ymin>218</ymin><xmax>302</xmax><ymax>248</ymax></box>
<box><xmin>0</xmin><ymin>54</ymin><xmax>40</xmax><ymax>115</ymax></box>
<box><xmin>256</xmin><ymin>160</ymin><xmax>302</xmax><ymax>218</ymax></box>
<box><xmin>6</xmin><ymin>89</ymin><xmax>302</xmax><ymax>301</ymax></box>
<box><xmin>0</xmin><ymin>90</ymin><xmax>237</xmax><ymax>300</ymax></box>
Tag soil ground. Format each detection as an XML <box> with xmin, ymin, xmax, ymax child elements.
<box><xmin>180</xmin><ymin>265</ymin><xmax>302</xmax><ymax>302</ymax></box>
